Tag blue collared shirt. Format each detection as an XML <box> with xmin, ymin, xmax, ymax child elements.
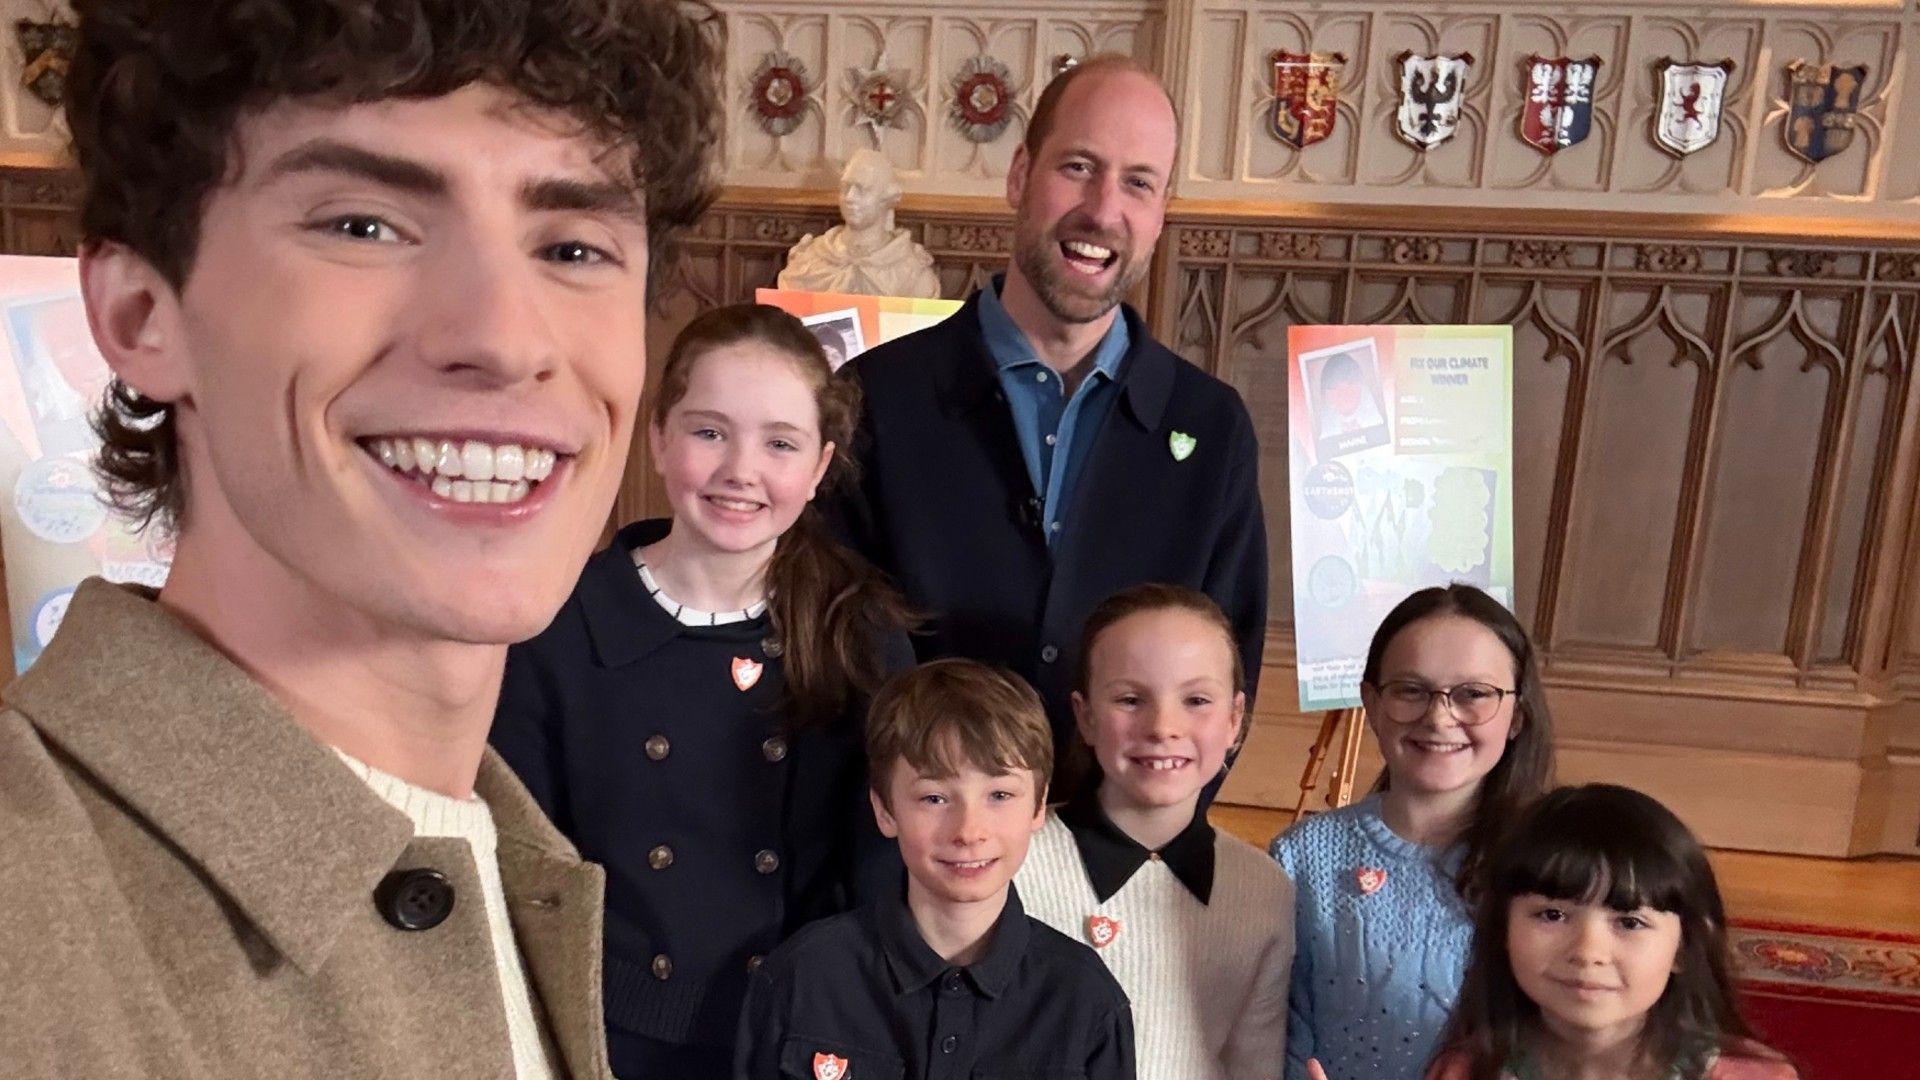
<box><xmin>978</xmin><ymin>277</ymin><xmax>1130</xmax><ymax>547</ymax></box>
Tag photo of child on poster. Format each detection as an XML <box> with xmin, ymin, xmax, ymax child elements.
<box><xmin>801</xmin><ymin>308</ymin><xmax>866</xmax><ymax>371</ymax></box>
<box><xmin>1300</xmin><ymin>338</ymin><xmax>1390</xmax><ymax>460</ymax></box>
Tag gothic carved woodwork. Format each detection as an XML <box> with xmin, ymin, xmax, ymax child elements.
<box><xmin>1150</xmin><ymin>215</ymin><xmax>1920</xmax><ymax>706</ymax></box>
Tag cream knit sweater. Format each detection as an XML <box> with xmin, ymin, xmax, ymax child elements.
<box><xmin>336</xmin><ymin>750</ymin><xmax>555</xmax><ymax>1080</ymax></box>
<box><xmin>1016</xmin><ymin>812</ymin><xmax>1295</xmax><ymax>1080</ymax></box>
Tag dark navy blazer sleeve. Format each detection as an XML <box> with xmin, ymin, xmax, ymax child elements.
<box><xmin>1090</xmin><ymin>999</ymin><xmax>1138</xmax><ymax>1080</ymax></box>
<box><xmin>845</xmin><ymin>628</ymin><xmax>916</xmax><ymax>905</ymax></box>
<box><xmin>1210</xmin><ymin>394</ymin><xmax>1269</xmax><ymax>709</ymax></box>
<box><xmin>821</xmin><ymin>380</ymin><xmax>890</xmax><ymax>574</ymax></box>
<box><xmin>490</xmin><ymin>641</ymin><xmax>572</xmax><ymax>833</ymax></box>
<box><xmin>732</xmin><ymin>965</ymin><xmax>786</xmax><ymax>1080</ymax></box>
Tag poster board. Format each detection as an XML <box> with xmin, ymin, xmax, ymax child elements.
<box><xmin>1287</xmin><ymin>324</ymin><xmax>1513</xmax><ymax>710</ymax></box>
<box><xmin>0</xmin><ymin>256</ymin><xmax>172</xmax><ymax>673</ymax></box>
<box><xmin>756</xmin><ymin>288</ymin><xmax>964</xmax><ymax>368</ymax></box>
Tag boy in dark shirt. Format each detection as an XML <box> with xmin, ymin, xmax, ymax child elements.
<box><xmin>735</xmin><ymin>659</ymin><xmax>1135</xmax><ymax>1080</ymax></box>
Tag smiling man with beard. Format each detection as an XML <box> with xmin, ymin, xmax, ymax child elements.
<box><xmin>828</xmin><ymin>56</ymin><xmax>1267</xmax><ymax>779</ymax></box>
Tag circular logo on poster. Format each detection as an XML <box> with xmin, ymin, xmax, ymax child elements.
<box><xmin>1303</xmin><ymin>461</ymin><xmax>1355</xmax><ymax>519</ymax></box>
<box><xmin>15</xmin><ymin>454</ymin><xmax>106</xmax><ymax>544</ymax></box>
<box><xmin>1307</xmin><ymin>554</ymin><xmax>1357</xmax><ymax>609</ymax></box>
<box><xmin>29</xmin><ymin>585</ymin><xmax>73</xmax><ymax>650</ymax></box>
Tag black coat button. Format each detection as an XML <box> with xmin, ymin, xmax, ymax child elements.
<box><xmin>747</xmin><ymin>954</ymin><xmax>765</xmax><ymax>973</ymax></box>
<box><xmin>761</xmin><ymin>636</ymin><xmax>784</xmax><ymax>658</ymax></box>
<box><xmin>1040</xmin><ymin>644</ymin><xmax>1060</xmax><ymax>663</ymax></box>
<box><xmin>376</xmin><ymin>868</ymin><xmax>454</xmax><ymax>931</ymax></box>
<box><xmin>754</xmin><ymin>849</ymin><xmax>780</xmax><ymax>874</ymax></box>
<box><xmin>941</xmin><ymin>1034</ymin><xmax>958</xmax><ymax>1053</ymax></box>
<box><xmin>761</xmin><ymin>736</ymin><xmax>788</xmax><ymax>763</ymax></box>
<box><xmin>651</xmin><ymin>953</ymin><xmax>673</xmax><ymax>980</ymax></box>
<box><xmin>649</xmin><ymin>844</ymin><xmax>675</xmax><ymax>870</ymax></box>
<box><xmin>645</xmin><ymin>734</ymin><xmax>670</xmax><ymax>761</ymax></box>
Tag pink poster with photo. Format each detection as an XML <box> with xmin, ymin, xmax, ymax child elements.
<box><xmin>0</xmin><ymin>256</ymin><xmax>172</xmax><ymax>674</ymax></box>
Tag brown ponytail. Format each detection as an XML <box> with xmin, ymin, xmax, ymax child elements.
<box><xmin>652</xmin><ymin>304</ymin><xmax>917</xmax><ymax>726</ymax></box>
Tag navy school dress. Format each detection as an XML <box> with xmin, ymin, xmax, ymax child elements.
<box><xmin>492</xmin><ymin>518</ymin><xmax>915</xmax><ymax>1077</ymax></box>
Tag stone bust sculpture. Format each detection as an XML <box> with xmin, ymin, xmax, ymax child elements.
<box><xmin>778</xmin><ymin>150</ymin><xmax>942</xmax><ymax>299</ymax></box>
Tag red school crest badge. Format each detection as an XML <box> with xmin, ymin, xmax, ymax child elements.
<box><xmin>1085</xmin><ymin>914</ymin><xmax>1121</xmax><ymax>949</ymax></box>
<box><xmin>1355</xmin><ymin>867</ymin><xmax>1388</xmax><ymax>895</ymax></box>
<box><xmin>731</xmin><ymin>656</ymin><xmax>764</xmax><ymax>692</ymax></box>
<box><xmin>813</xmin><ymin>1052</ymin><xmax>850</xmax><ymax>1080</ymax></box>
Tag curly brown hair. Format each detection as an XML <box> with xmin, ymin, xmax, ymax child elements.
<box><xmin>69</xmin><ymin>0</ymin><xmax>727</xmax><ymax>531</ymax></box>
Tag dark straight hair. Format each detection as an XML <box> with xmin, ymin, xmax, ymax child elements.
<box><xmin>1363</xmin><ymin>583</ymin><xmax>1555</xmax><ymax>900</ymax></box>
<box><xmin>1436</xmin><ymin>784</ymin><xmax>1784</xmax><ymax>1080</ymax></box>
<box><xmin>651</xmin><ymin>303</ymin><xmax>916</xmax><ymax>728</ymax></box>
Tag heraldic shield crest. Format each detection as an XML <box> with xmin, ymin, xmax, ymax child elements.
<box><xmin>1520</xmin><ymin>55</ymin><xmax>1601</xmax><ymax>154</ymax></box>
<box><xmin>1270</xmin><ymin>50</ymin><xmax>1347</xmax><ymax>149</ymax></box>
<box><xmin>1654</xmin><ymin>59</ymin><xmax>1735</xmax><ymax>156</ymax></box>
<box><xmin>1395</xmin><ymin>52</ymin><xmax>1473</xmax><ymax>150</ymax></box>
<box><xmin>1784</xmin><ymin>61</ymin><xmax>1869</xmax><ymax>163</ymax></box>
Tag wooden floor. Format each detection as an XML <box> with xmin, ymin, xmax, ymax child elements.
<box><xmin>1212</xmin><ymin>803</ymin><xmax>1920</xmax><ymax>937</ymax></box>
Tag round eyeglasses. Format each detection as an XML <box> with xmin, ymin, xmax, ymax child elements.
<box><xmin>1371</xmin><ymin>680</ymin><xmax>1515</xmax><ymax>726</ymax></box>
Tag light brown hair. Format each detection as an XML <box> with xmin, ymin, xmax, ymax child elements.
<box><xmin>651</xmin><ymin>303</ymin><xmax>916</xmax><ymax>728</ymax></box>
<box><xmin>74</xmin><ymin>0</ymin><xmax>728</xmax><ymax>532</ymax></box>
<box><xmin>1060</xmin><ymin>582</ymin><xmax>1245</xmax><ymax>800</ymax></box>
<box><xmin>866</xmin><ymin>658</ymin><xmax>1053</xmax><ymax>809</ymax></box>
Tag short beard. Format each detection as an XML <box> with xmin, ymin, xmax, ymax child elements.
<box><xmin>1010</xmin><ymin>216</ymin><xmax>1148</xmax><ymax>325</ymax></box>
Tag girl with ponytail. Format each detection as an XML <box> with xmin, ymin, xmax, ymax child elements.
<box><xmin>491</xmin><ymin>303</ymin><xmax>916</xmax><ymax>1079</ymax></box>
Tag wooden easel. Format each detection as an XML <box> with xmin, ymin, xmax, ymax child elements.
<box><xmin>1294</xmin><ymin>706</ymin><xmax>1368</xmax><ymax>821</ymax></box>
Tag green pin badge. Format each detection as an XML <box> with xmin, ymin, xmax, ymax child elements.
<box><xmin>1169</xmin><ymin>431</ymin><xmax>1197</xmax><ymax>461</ymax></box>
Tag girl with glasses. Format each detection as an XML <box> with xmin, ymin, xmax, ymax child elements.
<box><xmin>1270</xmin><ymin>584</ymin><xmax>1558</xmax><ymax>1080</ymax></box>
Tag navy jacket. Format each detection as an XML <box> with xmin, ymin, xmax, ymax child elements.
<box><xmin>492</xmin><ymin>519</ymin><xmax>913</xmax><ymax>1074</ymax></box>
<box><xmin>828</xmin><ymin>290</ymin><xmax>1268</xmax><ymax>755</ymax></box>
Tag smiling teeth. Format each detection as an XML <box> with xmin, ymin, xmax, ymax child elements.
<box><xmin>948</xmin><ymin>859</ymin><xmax>993</xmax><ymax>869</ymax></box>
<box><xmin>368</xmin><ymin>437</ymin><xmax>556</xmax><ymax>502</ymax></box>
<box><xmin>1140</xmin><ymin>758</ymin><xmax>1189</xmax><ymax>771</ymax></box>
<box><xmin>1064</xmin><ymin>240</ymin><xmax>1114</xmax><ymax>260</ymax></box>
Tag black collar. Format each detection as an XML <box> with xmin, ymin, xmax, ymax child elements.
<box><xmin>873</xmin><ymin>879</ymin><xmax>1031</xmax><ymax>1000</ymax></box>
<box><xmin>1058</xmin><ymin>790</ymin><xmax>1216</xmax><ymax>904</ymax></box>
<box><xmin>936</xmin><ymin>279</ymin><xmax>1175</xmax><ymax>434</ymax></box>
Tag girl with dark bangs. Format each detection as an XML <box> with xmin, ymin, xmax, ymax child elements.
<box><xmin>1429</xmin><ymin>784</ymin><xmax>1795</xmax><ymax>1080</ymax></box>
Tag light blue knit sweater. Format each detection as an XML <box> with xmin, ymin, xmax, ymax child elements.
<box><xmin>1269</xmin><ymin>795</ymin><xmax>1472</xmax><ymax>1080</ymax></box>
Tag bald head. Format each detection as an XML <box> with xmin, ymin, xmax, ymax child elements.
<box><xmin>1023</xmin><ymin>55</ymin><xmax>1177</xmax><ymax>173</ymax></box>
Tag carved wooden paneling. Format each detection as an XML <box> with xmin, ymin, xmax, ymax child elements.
<box><xmin>0</xmin><ymin>168</ymin><xmax>81</xmax><ymax>256</ymax></box>
<box><xmin>1152</xmin><ymin>215</ymin><xmax>1920</xmax><ymax>699</ymax></box>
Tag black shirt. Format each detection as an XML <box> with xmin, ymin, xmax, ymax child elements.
<box><xmin>734</xmin><ymin>883</ymin><xmax>1136</xmax><ymax>1080</ymax></box>
<box><xmin>1058</xmin><ymin>791</ymin><xmax>1217</xmax><ymax>904</ymax></box>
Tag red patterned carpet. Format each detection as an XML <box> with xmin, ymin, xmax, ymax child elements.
<box><xmin>1730</xmin><ymin>920</ymin><xmax>1920</xmax><ymax>1078</ymax></box>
